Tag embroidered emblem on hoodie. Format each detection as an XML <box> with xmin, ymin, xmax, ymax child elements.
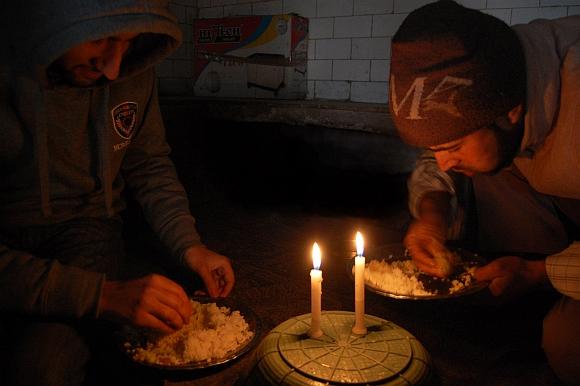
<box><xmin>112</xmin><ymin>102</ymin><xmax>138</xmax><ymax>139</ymax></box>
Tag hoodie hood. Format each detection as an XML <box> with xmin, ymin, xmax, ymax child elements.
<box><xmin>6</xmin><ymin>0</ymin><xmax>182</xmax><ymax>86</ymax></box>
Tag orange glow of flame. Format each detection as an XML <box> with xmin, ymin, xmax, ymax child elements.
<box><xmin>312</xmin><ymin>242</ymin><xmax>321</xmax><ymax>270</ymax></box>
<box><xmin>356</xmin><ymin>231</ymin><xmax>364</xmax><ymax>256</ymax></box>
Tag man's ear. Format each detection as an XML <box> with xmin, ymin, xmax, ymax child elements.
<box><xmin>507</xmin><ymin>104</ymin><xmax>524</xmax><ymax>125</ymax></box>
<box><xmin>496</xmin><ymin>103</ymin><xmax>524</xmax><ymax>130</ymax></box>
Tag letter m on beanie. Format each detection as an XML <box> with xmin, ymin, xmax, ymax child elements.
<box><xmin>390</xmin><ymin>75</ymin><xmax>473</xmax><ymax>120</ymax></box>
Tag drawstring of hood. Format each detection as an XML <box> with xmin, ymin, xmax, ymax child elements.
<box><xmin>35</xmin><ymin>85</ymin><xmax>52</xmax><ymax>217</ymax></box>
<box><xmin>94</xmin><ymin>87</ymin><xmax>114</xmax><ymax>217</ymax></box>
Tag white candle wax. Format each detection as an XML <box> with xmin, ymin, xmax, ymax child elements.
<box><xmin>309</xmin><ymin>268</ymin><xmax>323</xmax><ymax>338</ymax></box>
<box><xmin>352</xmin><ymin>232</ymin><xmax>367</xmax><ymax>335</ymax></box>
<box><xmin>309</xmin><ymin>242</ymin><xmax>323</xmax><ymax>338</ymax></box>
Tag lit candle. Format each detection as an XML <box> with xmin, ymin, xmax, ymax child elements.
<box><xmin>352</xmin><ymin>231</ymin><xmax>367</xmax><ymax>335</ymax></box>
<box><xmin>309</xmin><ymin>242</ymin><xmax>323</xmax><ymax>338</ymax></box>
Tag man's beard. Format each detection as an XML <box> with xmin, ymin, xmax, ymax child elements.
<box><xmin>485</xmin><ymin>122</ymin><xmax>524</xmax><ymax>175</ymax></box>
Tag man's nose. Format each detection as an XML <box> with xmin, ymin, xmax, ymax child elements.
<box><xmin>434</xmin><ymin>152</ymin><xmax>459</xmax><ymax>172</ymax></box>
<box><xmin>101</xmin><ymin>42</ymin><xmax>126</xmax><ymax>81</ymax></box>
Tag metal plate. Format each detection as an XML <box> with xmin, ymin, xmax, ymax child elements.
<box><xmin>119</xmin><ymin>296</ymin><xmax>261</xmax><ymax>370</ymax></box>
<box><xmin>348</xmin><ymin>243</ymin><xmax>488</xmax><ymax>300</ymax></box>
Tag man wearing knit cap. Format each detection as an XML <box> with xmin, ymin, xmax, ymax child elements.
<box><xmin>0</xmin><ymin>1</ymin><xmax>234</xmax><ymax>385</ymax></box>
<box><xmin>389</xmin><ymin>1</ymin><xmax>580</xmax><ymax>384</ymax></box>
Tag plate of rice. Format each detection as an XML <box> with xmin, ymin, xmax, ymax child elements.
<box><xmin>120</xmin><ymin>297</ymin><xmax>260</xmax><ymax>370</ymax></box>
<box><xmin>348</xmin><ymin>243</ymin><xmax>488</xmax><ymax>300</ymax></box>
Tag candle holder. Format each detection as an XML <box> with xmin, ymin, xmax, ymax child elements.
<box><xmin>351</xmin><ymin>322</ymin><xmax>367</xmax><ymax>335</ymax></box>
<box><xmin>308</xmin><ymin>324</ymin><xmax>323</xmax><ymax>339</ymax></box>
<box><xmin>249</xmin><ymin>311</ymin><xmax>432</xmax><ymax>386</ymax></box>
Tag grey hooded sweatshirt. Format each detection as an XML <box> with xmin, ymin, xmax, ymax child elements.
<box><xmin>0</xmin><ymin>1</ymin><xmax>203</xmax><ymax>318</ymax></box>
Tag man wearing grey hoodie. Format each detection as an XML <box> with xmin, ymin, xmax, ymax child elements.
<box><xmin>389</xmin><ymin>1</ymin><xmax>580</xmax><ymax>384</ymax></box>
<box><xmin>0</xmin><ymin>1</ymin><xmax>234</xmax><ymax>385</ymax></box>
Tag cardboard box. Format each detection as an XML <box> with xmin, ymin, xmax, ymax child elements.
<box><xmin>193</xmin><ymin>14</ymin><xmax>308</xmax><ymax>99</ymax></box>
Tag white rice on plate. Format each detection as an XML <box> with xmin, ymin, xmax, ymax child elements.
<box><xmin>364</xmin><ymin>257</ymin><xmax>477</xmax><ymax>297</ymax></box>
<box><xmin>124</xmin><ymin>300</ymin><xmax>254</xmax><ymax>365</ymax></box>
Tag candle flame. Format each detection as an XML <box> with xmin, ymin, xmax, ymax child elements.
<box><xmin>312</xmin><ymin>242</ymin><xmax>321</xmax><ymax>270</ymax></box>
<box><xmin>356</xmin><ymin>231</ymin><xmax>364</xmax><ymax>256</ymax></box>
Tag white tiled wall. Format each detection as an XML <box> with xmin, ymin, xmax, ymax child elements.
<box><xmin>159</xmin><ymin>0</ymin><xmax>580</xmax><ymax>103</ymax></box>
<box><xmin>157</xmin><ymin>0</ymin><xmax>197</xmax><ymax>96</ymax></box>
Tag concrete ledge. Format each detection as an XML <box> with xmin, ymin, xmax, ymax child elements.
<box><xmin>159</xmin><ymin>97</ymin><xmax>396</xmax><ymax>136</ymax></box>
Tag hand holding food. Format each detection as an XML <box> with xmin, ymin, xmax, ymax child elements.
<box><xmin>433</xmin><ymin>249</ymin><xmax>461</xmax><ymax>277</ymax></box>
<box><xmin>404</xmin><ymin>217</ymin><xmax>458</xmax><ymax>278</ymax></box>
<box><xmin>123</xmin><ymin>299</ymin><xmax>254</xmax><ymax>367</ymax></box>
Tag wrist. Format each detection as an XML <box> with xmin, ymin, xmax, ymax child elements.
<box><xmin>525</xmin><ymin>259</ymin><xmax>549</xmax><ymax>288</ymax></box>
<box><xmin>418</xmin><ymin>191</ymin><xmax>451</xmax><ymax>228</ymax></box>
<box><xmin>97</xmin><ymin>280</ymin><xmax>115</xmax><ymax>319</ymax></box>
<box><xmin>183</xmin><ymin>244</ymin><xmax>209</xmax><ymax>267</ymax></box>
<box><xmin>181</xmin><ymin>243</ymin><xmax>205</xmax><ymax>263</ymax></box>
<box><xmin>419</xmin><ymin>212</ymin><xmax>448</xmax><ymax>230</ymax></box>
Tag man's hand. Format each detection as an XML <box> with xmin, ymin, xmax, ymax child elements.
<box><xmin>475</xmin><ymin>256</ymin><xmax>549</xmax><ymax>303</ymax></box>
<box><xmin>404</xmin><ymin>190</ymin><xmax>455</xmax><ymax>277</ymax></box>
<box><xmin>99</xmin><ymin>274</ymin><xmax>192</xmax><ymax>334</ymax></box>
<box><xmin>183</xmin><ymin>245</ymin><xmax>235</xmax><ymax>298</ymax></box>
<box><xmin>404</xmin><ymin>218</ymin><xmax>452</xmax><ymax>277</ymax></box>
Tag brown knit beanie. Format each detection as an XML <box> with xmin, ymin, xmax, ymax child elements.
<box><xmin>389</xmin><ymin>0</ymin><xmax>525</xmax><ymax>147</ymax></box>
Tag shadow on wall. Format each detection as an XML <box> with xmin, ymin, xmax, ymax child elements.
<box><xmin>163</xmin><ymin>114</ymin><xmax>420</xmax><ymax>218</ymax></box>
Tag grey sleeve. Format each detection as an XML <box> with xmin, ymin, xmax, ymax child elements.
<box><xmin>0</xmin><ymin>243</ymin><xmax>105</xmax><ymax>318</ymax></box>
<box><xmin>407</xmin><ymin>151</ymin><xmax>467</xmax><ymax>239</ymax></box>
<box><xmin>121</xmin><ymin>71</ymin><xmax>202</xmax><ymax>265</ymax></box>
